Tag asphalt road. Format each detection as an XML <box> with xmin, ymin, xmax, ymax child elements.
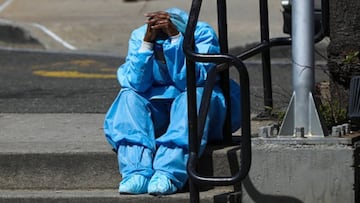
<box><xmin>0</xmin><ymin>46</ymin><xmax>330</xmax><ymax>113</ymax></box>
<box><xmin>0</xmin><ymin>49</ymin><xmax>122</xmax><ymax>113</ymax></box>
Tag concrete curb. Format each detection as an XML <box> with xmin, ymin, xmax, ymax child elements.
<box><xmin>0</xmin><ymin>188</ymin><xmax>235</xmax><ymax>203</ymax></box>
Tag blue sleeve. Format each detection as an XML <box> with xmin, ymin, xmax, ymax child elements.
<box><xmin>117</xmin><ymin>26</ymin><xmax>154</xmax><ymax>93</ymax></box>
<box><xmin>163</xmin><ymin>22</ymin><xmax>220</xmax><ymax>91</ymax></box>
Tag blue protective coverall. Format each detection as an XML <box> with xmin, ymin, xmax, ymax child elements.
<box><xmin>104</xmin><ymin>7</ymin><xmax>241</xmax><ymax>195</ymax></box>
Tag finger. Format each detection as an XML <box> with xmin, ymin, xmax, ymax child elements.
<box><xmin>155</xmin><ymin>11</ymin><xmax>168</xmax><ymax>15</ymax></box>
<box><xmin>151</xmin><ymin>20</ymin><xmax>169</xmax><ymax>29</ymax></box>
<box><xmin>155</xmin><ymin>19</ymin><xmax>168</xmax><ymax>24</ymax></box>
<box><xmin>155</xmin><ymin>13</ymin><xmax>170</xmax><ymax>20</ymax></box>
<box><xmin>144</xmin><ymin>12</ymin><xmax>166</xmax><ymax>20</ymax></box>
<box><xmin>145</xmin><ymin>11</ymin><xmax>169</xmax><ymax>20</ymax></box>
<box><xmin>151</xmin><ymin>24</ymin><xmax>164</xmax><ymax>30</ymax></box>
<box><xmin>144</xmin><ymin>12</ymin><xmax>158</xmax><ymax>18</ymax></box>
<box><xmin>145</xmin><ymin>18</ymin><xmax>157</xmax><ymax>25</ymax></box>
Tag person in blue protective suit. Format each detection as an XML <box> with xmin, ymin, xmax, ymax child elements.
<box><xmin>104</xmin><ymin>7</ymin><xmax>241</xmax><ymax>195</ymax></box>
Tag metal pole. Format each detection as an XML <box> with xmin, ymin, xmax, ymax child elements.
<box><xmin>278</xmin><ymin>0</ymin><xmax>326</xmax><ymax>137</ymax></box>
<box><xmin>293</xmin><ymin>0</ymin><xmax>314</xmax><ymax>133</ymax></box>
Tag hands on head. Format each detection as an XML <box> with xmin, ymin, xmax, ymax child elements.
<box><xmin>144</xmin><ymin>11</ymin><xmax>179</xmax><ymax>43</ymax></box>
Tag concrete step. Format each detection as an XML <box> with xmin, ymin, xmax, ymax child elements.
<box><xmin>0</xmin><ymin>113</ymin><xmax>118</xmax><ymax>190</ymax></box>
<box><xmin>0</xmin><ymin>113</ymin><xmax>270</xmax><ymax>190</ymax></box>
<box><xmin>0</xmin><ymin>188</ymin><xmax>239</xmax><ymax>203</ymax></box>
<box><xmin>0</xmin><ymin>144</ymin><xmax>243</xmax><ymax>190</ymax></box>
<box><xmin>0</xmin><ymin>113</ymin><xmax>273</xmax><ymax>202</ymax></box>
<box><xmin>0</xmin><ymin>146</ymin><xmax>241</xmax><ymax>202</ymax></box>
<box><xmin>0</xmin><ymin>151</ymin><xmax>119</xmax><ymax>189</ymax></box>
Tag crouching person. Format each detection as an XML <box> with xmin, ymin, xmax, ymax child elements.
<box><xmin>104</xmin><ymin>7</ymin><xmax>241</xmax><ymax>195</ymax></box>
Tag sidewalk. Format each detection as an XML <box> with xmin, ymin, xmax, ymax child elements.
<box><xmin>0</xmin><ymin>113</ymin><xmax>277</xmax><ymax>154</ymax></box>
<box><xmin>0</xmin><ymin>0</ymin><xmax>287</xmax><ymax>55</ymax></box>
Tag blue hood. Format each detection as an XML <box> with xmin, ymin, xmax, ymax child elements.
<box><xmin>166</xmin><ymin>7</ymin><xmax>189</xmax><ymax>35</ymax></box>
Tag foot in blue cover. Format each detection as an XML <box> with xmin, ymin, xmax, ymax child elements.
<box><xmin>147</xmin><ymin>172</ymin><xmax>177</xmax><ymax>195</ymax></box>
<box><xmin>119</xmin><ymin>174</ymin><xmax>149</xmax><ymax>194</ymax></box>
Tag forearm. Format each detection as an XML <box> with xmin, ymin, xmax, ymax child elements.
<box><xmin>118</xmin><ymin>49</ymin><xmax>154</xmax><ymax>92</ymax></box>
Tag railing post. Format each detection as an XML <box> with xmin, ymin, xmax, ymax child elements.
<box><xmin>259</xmin><ymin>0</ymin><xmax>273</xmax><ymax>115</ymax></box>
<box><xmin>217</xmin><ymin>0</ymin><xmax>232</xmax><ymax>142</ymax></box>
<box><xmin>186</xmin><ymin>2</ymin><xmax>202</xmax><ymax>202</ymax></box>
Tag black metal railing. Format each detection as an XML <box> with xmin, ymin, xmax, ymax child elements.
<box><xmin>184</xmin><ymin>0</ymin><xmax>251</xmax><ymax>202</ymax></box>
<box><xmin>184</xmin><ymin>0</ymin><xmax>329</xmax><ymax>202</ymax></box>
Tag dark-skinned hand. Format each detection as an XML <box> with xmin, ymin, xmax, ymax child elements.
<box><xmin>143</xmin><ymin>11</ymin><xmax>179</xmax><ymax>43</ymax></box>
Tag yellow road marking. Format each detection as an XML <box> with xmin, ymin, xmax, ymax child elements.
<box><xmin>33</xmin><ymin>70</ymin><xmax>116</xmax><ymax>79</ymax></box>
<box><xmin>31</xmin><ymin>59</ymin><xmax>117</xmax><ymax>79</ymax></box>
<box><xmin>69</xmin><ymin>59</ymin><xmax>99</xmax><ymax>67</ymax></box>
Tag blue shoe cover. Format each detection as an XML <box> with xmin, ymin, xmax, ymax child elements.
<box><xmin>119</xmin><ymin>174</ymin><xmax>149</xmax><ymax>194</ymax></box>
<box><xmin>147</xmin><ymin>172</ymin><xmax>177</xmax><ymax>195</ymax></box>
